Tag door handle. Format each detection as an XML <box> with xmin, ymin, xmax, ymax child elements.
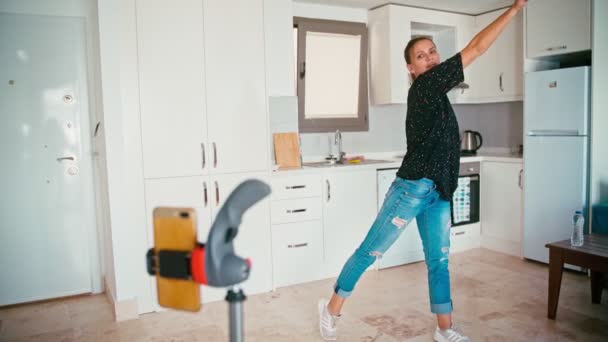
<box><xmin>286</xmin><ymin>209</ymin><xmax>307</xmax><ymax>214</ymax></box>
<box><xmin>213</xmin><ymin>142</ymin><xmax>217</xmax><ymax>168</ymax></box>
<box><xmin>286</xmin><ymin>185</ymin><xmax>306</xmax><ymax>190</ymax></box>
<box><xmin>203</xmin><ymin>182</ymin><xmax>208</xmax><ymax>207</ymax></box>
<box><xmin>326</xmin><ymin>180</ymin><xmax>331</xmax><ymax>202</ymax></box>
<box><xmin>499</xmin><ymin>73</ymin><xmax>504</xmax><ymax>92</ymax></box>
<box><xmin>546</xmin><ymin>45</ymin><xmax>567</xmax><ymax>52</ymax></box>
<box><xmin>215</xmin><ymin>181</ymin><xmax>220</xmax><ymax>206</ymax></box>
<box><xmin>201</xmin><ymin>143</ymin><xmax>206</xmax><ymax>169</ymax></box>
<box><xmin>57</xmin><ymin>155</ymin><xmax>75</xmax><ymax>162</ymax></box>
<box><xmin>518</xmin><ymin>169</ymin><xmax>524</xmax><ymax>189</ymax></box>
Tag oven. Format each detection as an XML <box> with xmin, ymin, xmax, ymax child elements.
<box><xmin>451</xmin><ymin>162</ymin><xmax>480</xmax><ymax>227</ymax></box>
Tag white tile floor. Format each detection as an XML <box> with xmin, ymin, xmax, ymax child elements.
<box><xmin>1</xmin><ymin>248</ymin><xmax>607</xmax><ymax>341</ymax></box>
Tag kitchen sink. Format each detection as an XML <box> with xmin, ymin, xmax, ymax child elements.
<box><xmin>303</xmin><ymin>159</ymin><xmax>394</xmax><ymax>168</ymax></box>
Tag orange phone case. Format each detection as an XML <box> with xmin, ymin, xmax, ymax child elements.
<box><xmin>153</xmin><ymin>207</ymin><xmax>201</xmax><ymax>311</ymax></box>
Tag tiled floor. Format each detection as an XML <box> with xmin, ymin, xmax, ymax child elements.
<box><xmin>1</xmin><ymin>248</ymin><xmax>607</xmax><ymax>341</ymax></box>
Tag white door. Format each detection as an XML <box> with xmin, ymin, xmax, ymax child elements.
<box><xmin>526</xmin><ymin>0</ymin><xmax>591</xmax><ymax>58</ymax></box>
<box><xmin>204</xmin><ymin>0</ymin><xmax>269</xmax><ymax>174</ymax></box>
<box><xmin>211</xmin><ymin>173</ymin><xmax>272</xmax><ymax>296</ymax></box>
<box><xmin>136</xmin><ymin>0</ymin><xmax>208</xmax><ymax>179</ymax></box>
<box><xmin>523</xmin><ymin>136</ymin><xmax>588</xmax><ymax>263</ymax></box>
<box><xmin>524</xmin><ymin>67</ymin><xmax>590</xmax><ymax>136</ymax></box>
<box><xmin>480</xmin><ymin>162</ymin><xmax>523</xmax><ymax>256</ymax></box>
<box><xmin>0</xmin><ymin>14</ymin><xmax>97</xmax><ymax>305</ymax></box>
<box><xmin>143</xmin><ymin>176</ymin><xmax>225</xmax><ymax>306</ymax></box>
<box><xmin>144</xmin><ymin>173</ymin><xmax>271</xmax><ymax>307</ymax></box>
<box><xmin>322</xmin><ymin>170</ymin><xmax>377</xmax><ymax>277</ymax></box>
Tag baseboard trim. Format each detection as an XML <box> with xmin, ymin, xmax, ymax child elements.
<box><xmin>104</xmin><ymin>277</ymin><xmax>139</xmax><ymax>322</ymax></box>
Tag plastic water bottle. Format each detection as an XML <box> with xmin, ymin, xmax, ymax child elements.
<box><xmin>571</xmin><ymin>210</ymin><xmax>584</xmax><ymax>247</ymax></box>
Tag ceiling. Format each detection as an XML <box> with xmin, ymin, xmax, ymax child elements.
<box><xmin>293</xmin><ymin>0</ymin><xmax>514</xmax><ymax>16</ymax></box>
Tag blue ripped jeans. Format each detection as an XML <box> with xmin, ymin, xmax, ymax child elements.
<box><xmin>333</xmin><ymin>177</ymin><xmax>453</xmax><ymax>314</ymax></box>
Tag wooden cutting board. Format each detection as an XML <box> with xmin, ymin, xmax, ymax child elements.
<box><xmin>273</xmin><ymin>133</ymin><xmax>301</xmax><ymax>169</ymax></box>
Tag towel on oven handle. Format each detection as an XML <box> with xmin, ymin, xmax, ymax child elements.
<box><xmin>452</xmin><ymin>177</ymin><xmax>471</xmax><ymax>224</ymax></box>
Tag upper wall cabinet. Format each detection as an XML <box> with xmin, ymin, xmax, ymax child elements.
<box><xmin>463</xmin><ymin>8</ymin><xmax>523</xmax><ymax>103</ymax></box>
<box><xmin>137</xmin><ymin>0</ymin><xmax>269</xmax><ymax>179</ymax></box>
<box><xmin>368</xmin><ymin>5</ymin><xmax>473</xmax><ymax>105</ymax></box>
<box><xmin>526</xmin><ymin>0</ymin><xmax>591</xmax><ymax>59</ymax></box>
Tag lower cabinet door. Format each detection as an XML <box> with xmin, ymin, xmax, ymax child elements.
<box><xmin>272</xmin><ymin>220</ymin><xmax>323</xmax><ymax>288</ymax></box>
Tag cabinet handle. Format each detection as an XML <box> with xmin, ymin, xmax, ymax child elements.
<box><xmin>286</xmin><ymin>208</ymin><xmax>307</xmax><ymax>214</ymax></box>
<box><xmin>299</xmin><ymin>61</ymin><xmax>306</xmax><ymax>79</ymax></box>
<box><xmin>215</xmin><ymin>181</ymin><xmax>220</xmax><ymax>206</ymax></box>
<box><xmin>545</xmin><ymin>45</ymin><xmax>567</xmax><ymax>52</ymax></box>
<box><xmin>455</xmin><ymin>231</ymin><xmax>465</xmax><ymax>236</ymax></box>
<box><xmin>288</xmin><ymin>242</ymin><xmax>308</xmax><ymax>248</ymax></box>
<box><xmin>326</xmin><ymin>180</ymin><xmax>331</xmax><ymax>202</ymax></box>
<box><xmin>201</xmin><ymin>143</ymin><xmax>206</xmax><ymax>169</ymax></box>
<box><xmin>212</xmin><ymin>142</ymin><xmax>217</xmax><ymax>168</ymax></box>
<box><xmin>499</xmin><ymin>73</ymin><xmax>504</xmax><ymax>92</ymax></box>
<box><xmin>286</xmin><ymin>185</ymin><xmax>306</xmax><ymax>190</ymax></box>
<box><xmin>203</xmin><ymin>182</ymin><xmax>208</xmax><ymax>207</ymax></box>
<box><xmin>518</xmin><ymin>169</ymin><xmax>524</xmax><ymax>189</ymax></box>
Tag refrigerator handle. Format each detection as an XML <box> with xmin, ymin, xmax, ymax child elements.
<box><xmin>518</xmin><ymin>169</ymin><xmax>523</xmax><ymax>190</ymax></box>
<box><xmin>527</xmin><ymin>130</ymin><xmax>579</xmax><ymax>136</ymax></box>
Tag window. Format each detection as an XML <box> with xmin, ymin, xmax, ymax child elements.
<box><xmin>294</xmin><ymin>17</ymin><xmax>369</xmax><ymax>133</ymax></box>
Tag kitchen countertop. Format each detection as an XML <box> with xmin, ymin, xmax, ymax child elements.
<box><xmin>272</xmin><ymin>150</ymin><xmax>522</xmax><ymax>176</ymax></box>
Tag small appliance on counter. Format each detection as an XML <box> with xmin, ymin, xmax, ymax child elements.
<box><xmin>461</xmin><ymin>130</ymin><xmax>483</xmax><ymax>156</ymax></box>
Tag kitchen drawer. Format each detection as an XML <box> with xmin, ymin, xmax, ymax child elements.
<box><xmin>271</xmin><ymin>197</ymin><xmax>321</xmax><ymax>224</ymax></box>
<box><xmin>450</xmin><ymin>223</ymin><xmax>481</xmax><ymax>253</ymax></box>
<box><xmin>272</xmin><ymin>220</ymin><xmax>323</xmax><ymax>288</ymax></box>
<box><xmin>271</xmin><ymin>175</ymin><xmax>322</xmax><ymax>200</ymax></box>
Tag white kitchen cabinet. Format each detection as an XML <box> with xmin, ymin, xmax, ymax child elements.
<box><xmin>525</xmin><ymin>0</ymin><xmax>591</xmax><ymax>59</ymax></box>
<box><xmin>272</xmin><ymin>220</ymin><xmax>323</xmax><ymax>288</ymax></box>
<box><xmin>322</xmin><ymin>169</ymin><xmax>377</xmax><ymax>278</ymax></box>
<box><xmin>204</xmin><ymin>0</ymin><xmax>269</xmax><ymax>175</ymax></box>
<box><xmin>465</xmin><ymin>8</ymin><xmax>523</xmax><ymax>103</ymax></box>
<box><xmin>480</xmin><ymin>161</ymin><xmax>524</xmax><ymax>257</ymax></box>
<box><xmin>270</xmin><ymin>174</ymin><xmax>323</xmax><ymax>288</ymax></box>
<box><xmin>136</xmin><ymin>0</ymin><xmax>208</xmax><ymax>179</ymax></box>
<box><xmin>368</xmin><ymin>4</ymin><xmax>474</xmax><ymax>105</ymax></box>
<box><xmin>137</xmin><ymin>0</ymin><xmax>269</xmax><ymax>179</ymax></box>
<box><xmin>144</xmin><ymin>172</ymin><xmax>272</xmax><ymax>304</ymax></box>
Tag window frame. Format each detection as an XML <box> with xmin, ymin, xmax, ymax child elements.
<box><xmin>294</xmin><ymin>17</ymin><xmax>369</xmax><ymax>133</ymax></box>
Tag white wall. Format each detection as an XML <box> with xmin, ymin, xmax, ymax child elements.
<box><xmin>0</xmin><ymin>0</ymin><xmax>106</xmax><ymax>296</ymax></box>
<box><xmin>264</xmin><ymin>0</ymin><xmax>296</xmax><ymax>97</ymax></box>
<box><xmin>590</xmin><ymin>0</ymin><xmax>608</xmax><ymax>227</ymax></box>
<box><xmin>96</xmin><ymin>0</ymin><xmax>153</xmax><ymax>313</ymax></box>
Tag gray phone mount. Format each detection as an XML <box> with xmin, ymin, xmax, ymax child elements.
<box><xmin>204</xmin><ymin>179</ymin><xmax>270</xmax><ymax>342</ymax></box>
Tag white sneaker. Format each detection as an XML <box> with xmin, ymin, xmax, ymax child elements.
<box><xmin>318</xmin><ymin>299</ymin><xmax>339</xmax><ymax>341</ymax></box>
<box><xmin>433</xmin><ymin>325</ymin><xmax>472</xmax><ymax>342</ymax></box>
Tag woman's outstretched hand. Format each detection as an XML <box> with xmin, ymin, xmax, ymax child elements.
<box><xmin>512</xmin><ymin>0</ymin><xmax>528</xmax><ymax>11</ymax></box>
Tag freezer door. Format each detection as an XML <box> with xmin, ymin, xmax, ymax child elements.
<box><xmin>523</xmin><ymin>136</ymin><xmax>588</xmax><ymax>263</ymax></box>
<box><xmin>524</xmin><ymin>67</ymin><xmax>590</xmax><ymax>136</ymax></box>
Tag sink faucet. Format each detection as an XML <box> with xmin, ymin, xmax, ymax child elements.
<box><xmin>334</xmin><ymin>129</ymin><xmax>345</xmax><ymax>163</ymax></box>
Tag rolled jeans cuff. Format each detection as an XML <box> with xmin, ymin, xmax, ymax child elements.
<box><xmin>430</xmin><ymin>301</ymin><xmax>453</xmax><ymax>314</ymax></box>
<box><xmin>333</xmin><ymin>283</ymin><xmax>352</xmax><ymax>298</ymax></box>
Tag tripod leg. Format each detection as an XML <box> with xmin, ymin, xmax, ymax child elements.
<box><xmin>227</xmin><ymin>288</ymin><xmax>246</xmax><ymax>342</ymax></box>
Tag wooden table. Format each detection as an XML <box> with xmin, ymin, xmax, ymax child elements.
<box><xmin>545</xmin><ymin>234</ymin><xmax>608</xmax><ymax>319</ymax></box>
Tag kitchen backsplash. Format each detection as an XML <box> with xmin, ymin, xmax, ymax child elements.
<box><xmin>299</xmin><ymin>101</ymin><xmax>523</xmax><ymax>158</ymax></box>
<box><xmin>453</xmin><ymin>102</ymin><xmax>523</xmax><ymax>150</ymax></box>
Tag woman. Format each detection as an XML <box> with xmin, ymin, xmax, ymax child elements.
<box><xmin>318</xmin><ymin>1</ymin><xmax>527</xmax><ymax>341</ymax></box>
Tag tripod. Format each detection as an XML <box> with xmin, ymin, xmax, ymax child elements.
<box><xmin>147</xmin><ymin>179</ymin><xmax>271</xmax><ymax>342</ymax></box>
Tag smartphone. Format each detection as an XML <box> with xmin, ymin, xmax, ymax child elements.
<box><xmin>152</xmin><ymin>207</ymin><xmax>201</xmax><ymax>311</ymax></box>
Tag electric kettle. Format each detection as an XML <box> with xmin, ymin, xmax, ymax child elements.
<box><xmin>461</xmin><ymin>130</ymin><xmax>483</xmax><ymax>154</ymax></box>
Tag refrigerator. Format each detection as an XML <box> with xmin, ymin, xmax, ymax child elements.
<box><xmin>523</xmin><ymin>66</ymin><xmax>590</xmax><ymax>264</ymax></box>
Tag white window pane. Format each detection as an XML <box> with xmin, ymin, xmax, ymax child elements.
<box><xmin>304</xmin><ymin>31</ymin><xmax>360</xmax><ymax>119</ymax></box>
